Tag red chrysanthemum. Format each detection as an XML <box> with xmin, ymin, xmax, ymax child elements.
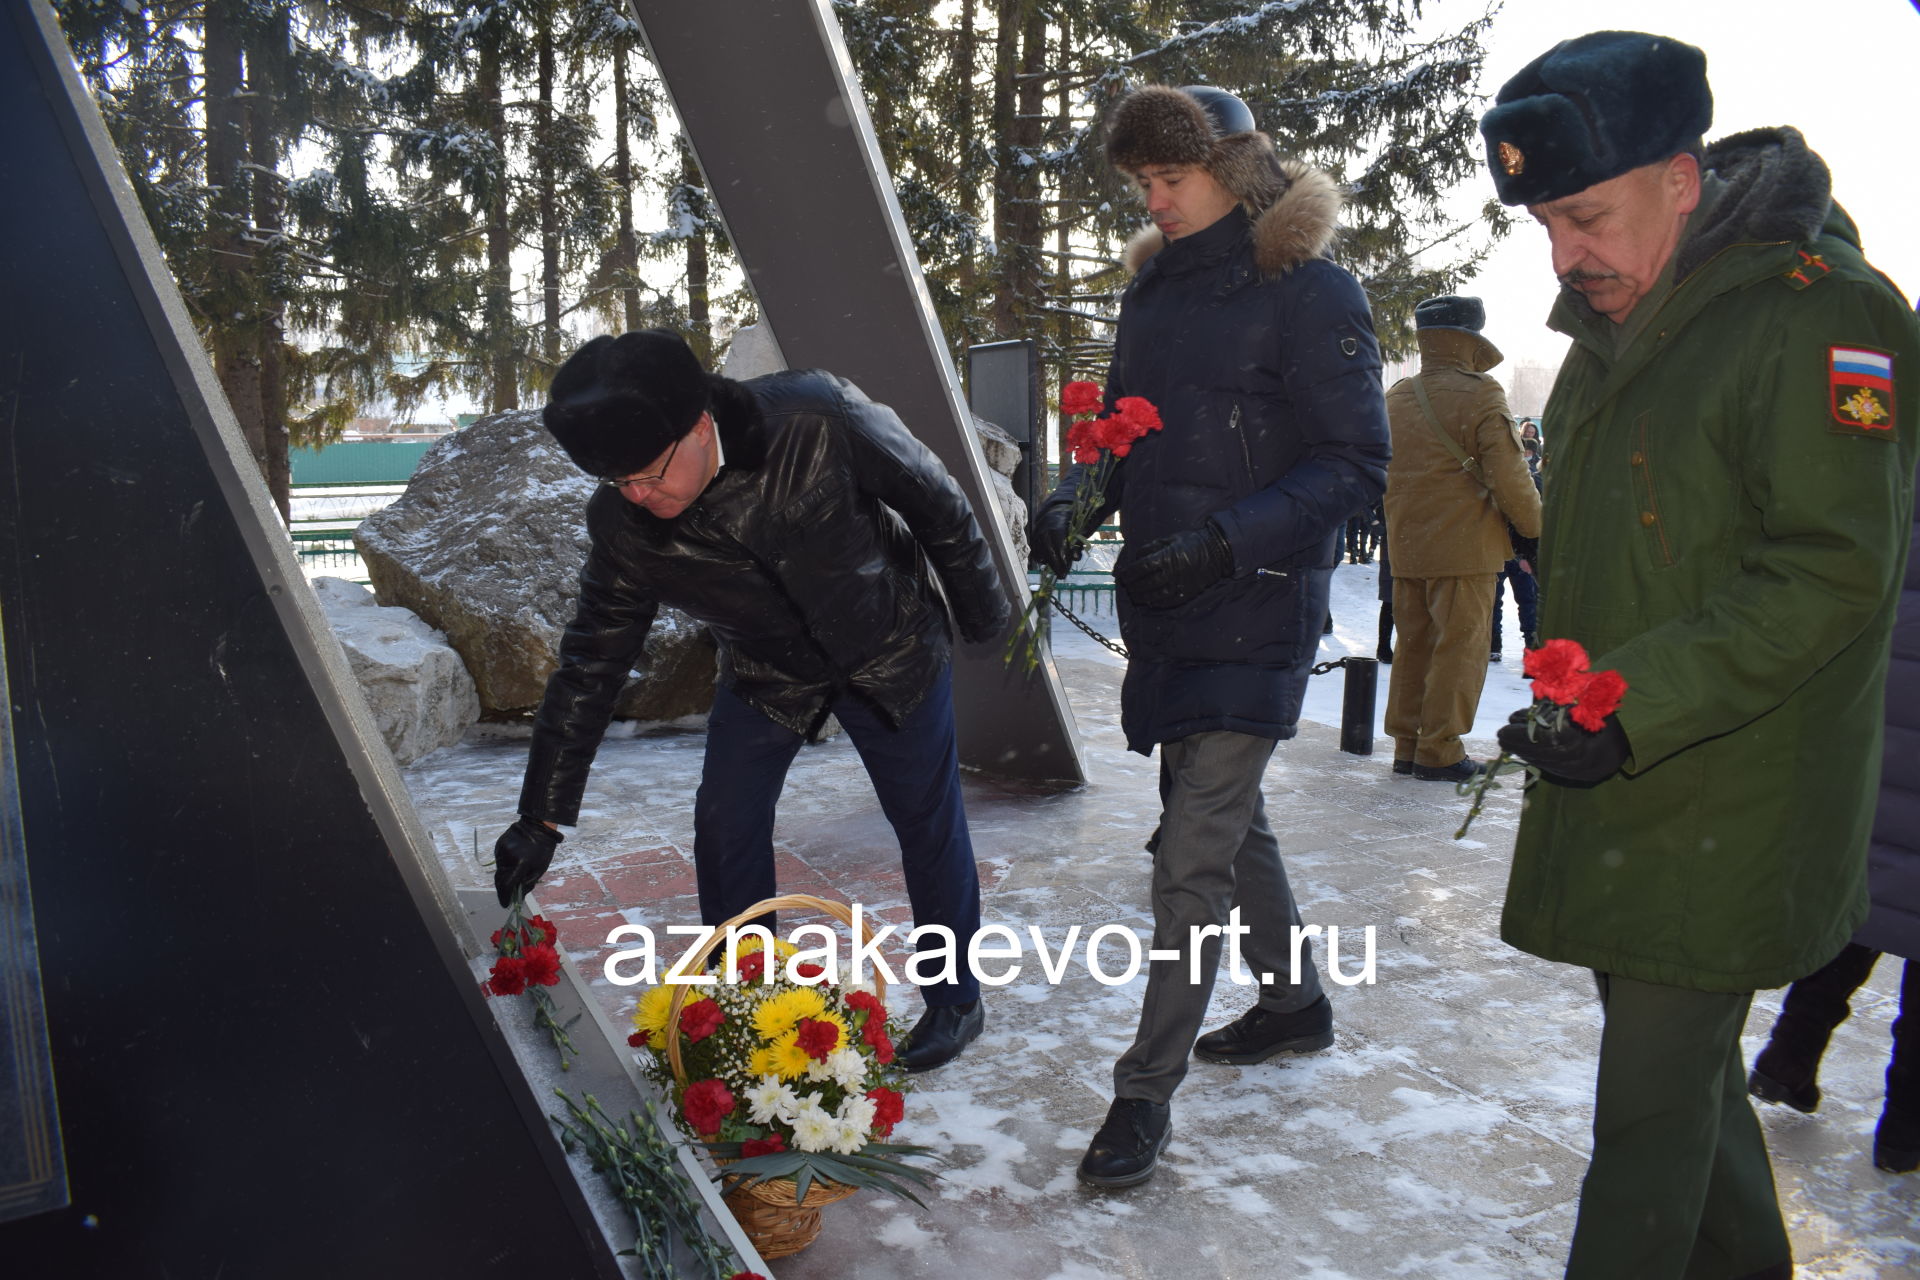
<box><xmin>483</xmin><ymin>956</ymin><xmax>528</xmax><ymax>997</ymax></box>
<box><xmin>1525</xmin><ymin>637</ymin><xmax>1593</xmax><ymax>705</ymax></box>
<box><xmin>680</xmin><ymin>997</ymin><xmax>725</xmax><ymax>1043</ymax></box>
<box><xmin>1060</xmin><ymin>380</ymin><xmax>1104</xmax><ymax>417</ymax></box>
<box><xmin>795</xmin><ymin>1017</ymin><xmax>840</xmax><ymax>1061</ymax></box>
<box><xmin>866</xmin><ymin>1086</ymin><xmax>905</xmax><ymax>1137</ymax></box>
<box><xmin>1571</xmin><ymin>668</ymin><xmax>1629</xmax><ymax>731</ymax></box>
<box><xmin>682</xmin><ymin>1078</ymin><xmax>736</xmax><ymax>1137</ymax></box>
<box><xmin>740</xmin><ymin>1133</ymin><xmax>787</xmax><ymax>1158</ymax></box>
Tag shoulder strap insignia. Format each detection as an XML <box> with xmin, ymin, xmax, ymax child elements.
<box><xmin>1782</xmin><ymin>249</ymin><xmax>1834</xmax><ymax>291</ymax></box>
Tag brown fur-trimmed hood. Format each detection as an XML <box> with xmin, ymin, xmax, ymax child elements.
<box><xmin>1122</xmin><ymin>157</ymin><xmax>1342</xmax><ymax>277</ymax></box>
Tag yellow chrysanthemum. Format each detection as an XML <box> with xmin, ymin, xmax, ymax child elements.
<box><xmin>750</xmin><ymin>1030</ymin><xmax>813</xmax><ymax>1081</ymax></box>
<box><xmin>752</xmin><ymin>986</ymin><xmax>827</xmax><ymax>1040</ymax></box>
<box><xmin>632</xmin><ymin>984</ymin><xmax>676</xmax><ymax>1051</ymax></box>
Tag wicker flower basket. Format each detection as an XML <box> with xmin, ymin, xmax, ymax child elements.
<box><xmin>666</xmin><ymin>893</ymin><xmax>887</xmax><ymax>1260</ymax></box>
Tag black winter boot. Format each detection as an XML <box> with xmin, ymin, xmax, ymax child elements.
<box><xmin>1751</xmin><ymin>943</ymin><xmax>1881</xmax><ymax>1115</ymax></box>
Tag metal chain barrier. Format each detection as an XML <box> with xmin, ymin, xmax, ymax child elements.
<box><xmin>1044</xmin><ymin>594</ymin><xmax>1130</xmax><ymax>658</ymax></box>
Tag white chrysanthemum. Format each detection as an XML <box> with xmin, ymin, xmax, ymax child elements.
<box><xmin>836</xmin><ymin>1093</ymin><xmax>877</xmax><ymax>1135</ymax></box>
<box><xmin>828</xmin><ymin>1118</ymin><xmax>866</xmax><ymax>1154</ymax></box>
<box><xmin>828</xmin><ymin>1046</ymin><xmax>869</xmax><ymax>1091</ymax></box>
<box><xmin>745</xmin><ymin>1076</ymin><xmax>799</xmax><ymax>1125</ymax></box>
<box><xmin>789</xmin><ymin>1097</ymin><xmax>837</xmax><ymax>1153</ymax></box>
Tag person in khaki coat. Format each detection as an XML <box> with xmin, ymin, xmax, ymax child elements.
<box><xmin>1382</xmin><ymin>296</ymin><xmax>1542</xmax><ymax>781</ymax></box>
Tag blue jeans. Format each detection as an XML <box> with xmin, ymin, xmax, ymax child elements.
<box><xmin>1494</xmin><ymin>558</ymin><xmax>1538</xmax><ymax>644</ymax></box>
<box><xmin>692</xmin><ymin>666</ymin><xmax>982</xmax><ymax>1005</ymax></box>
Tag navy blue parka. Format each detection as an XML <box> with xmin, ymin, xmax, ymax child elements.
<box><xmin>1041</xmin><ymin>164</ymin><xmax>1390</xmax><ymax>753</ymax></box>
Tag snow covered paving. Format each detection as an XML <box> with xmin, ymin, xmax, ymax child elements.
<box><xmin>401</xmin><ymin>561</ymin><xmax>1918</xmax><ymax>1278</ymax></box>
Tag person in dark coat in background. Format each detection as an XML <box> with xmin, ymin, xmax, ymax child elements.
<box><xmin>1032</xmin><ymin>83</ymin><xmax>1389</xmax><ymax>1188</ymax></box>
<box><xmin>1749</xmin><ymin>449</ymin><xmax>1920</xmax><ymax>1174</ymax></box>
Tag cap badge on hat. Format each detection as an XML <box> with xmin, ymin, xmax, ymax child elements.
<box><xmin>1499</xmin><ymin>141</ymin><xmax>1525</xmax><ymax>176</ymax></box>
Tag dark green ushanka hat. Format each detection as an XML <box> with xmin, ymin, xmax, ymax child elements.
<box><xmin>1480</xmin><ymin>30</ymin><xmax>1712</xmax><ymax>206</ymax></box>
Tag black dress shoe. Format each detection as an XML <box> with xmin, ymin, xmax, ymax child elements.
<box><xmin>1411</xmin><ymin>757</ymin><xmax>1487</xmax><ymax>783</ymax></box>
<box><xmin>899</xmin><ymin>999</ymin><xmax>984</xmax><ymax>1072</ymax></box>
<box><xmin>1077</xmin><ymin>1098</ymin><xmax>1171</xmax><ymax>1188</ymax></box>
<box><xmin>1193</xmin><ymin>996</ymin><xmax>1335</xmax><ymax>1065</ymax></box>
<box><xmin>1748</xmin><ymin>1066</ymin><xmax>1820</xmax><ymax>1114</ymax></box>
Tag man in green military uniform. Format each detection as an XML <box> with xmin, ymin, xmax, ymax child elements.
<box><xmin>1480</xmin><ymin>31</ymin><xmax>1920</xmax><ymax>1279</ymax></box>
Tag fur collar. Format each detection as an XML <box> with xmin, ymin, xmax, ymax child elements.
<box><xmin>1677</xmin><ymin>126</ymin><xmax>1833</xmax><ymax>280</ymax></box>
<box><xmin>1122</xmin><ymin>158</ymin><xmax>1342</xmax><ymax>277</ymax></box>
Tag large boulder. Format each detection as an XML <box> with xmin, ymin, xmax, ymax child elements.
<box><xmin>312</xmin><ymin>576</ymin><xmax>480</xmax><ymax>764</ymax></box>
<box><xmin>353</xmin><ymin>410</ymin><xmax>717</xmax><ymax>721</ymax></box>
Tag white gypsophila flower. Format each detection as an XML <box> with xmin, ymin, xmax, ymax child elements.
<box><xmin>828</xmin><ymin>1046</ymin><xmax>869</xmax><ymax>1091</ymax></box>
<box><xmin>789</xmin><ymin>1097</ymin><xmax>837</xmax><ymax>1153</ymax></box>
<box><xmin>837</xmin><ymin>1093</ymin><xmax>877</xmax><ymax>1134</ymax></box>
<box><xmin>745</xmin><ymin>1076</ymin><xmax>799</xmax><ymax>1125</ymax></box>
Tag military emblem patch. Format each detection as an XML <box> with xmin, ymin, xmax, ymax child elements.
<box><xmin>1829</xmin><ymin>345</ymin><xmax>1897</xmax><ymax>437</ymax></box>
<box><xmin>1498</xmin><ymin>141</ymin><xmax>1524</xmax><ymax>176</ymax></box>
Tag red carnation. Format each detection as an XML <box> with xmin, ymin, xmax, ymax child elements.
<box><xmin>866</xmin><ymin>1086</ymin><xmax>905</xmax><ymax>1137</ymax></box>
<box><xmin>680</xmin><ymin>997</ymin><xmax>725</xmax><ymax>1043</ymax></box>
<box><xmin>740</xmin><ymin>1133</ymin><xmax>787</xmax><ymax>1158</ymax></box>
<box><xmin>728</xmin><ymin>1272</ymin><xmax>768</xmax><ymax>1280</ymax></box>
<box><xmin>795</xmin><ymin>1017</ymin><xmax>840</xmax><ymax>1061</ymax></box>
<box><xmin>483</xmin><ymin>956</ymin><xmax>528</xmax><ymax>997</ymax></box>
<box><xmin>1111</xmin><ymin>396</ymin><xmax>1163</xmax><ymax>434</ymax></box>
<box><xmin>1060</xmin><ymin>380</ymin><xmax>1104</xmax><ymax>417</ymax></box>
<box><xmin>682</xmin><ymin>1078</ymin><xmax>736</xmax><ymax>1137</ymax></box>
<box><xmin>1525</xmin><ymin>638</ymin><xmax>1593</xmax><ymax>705</ymax></box>
<box><xmin>1571</xmin><ymin>668</ymin><xmax>1629</xmax><ymax>731</ymax></box>
<box><xmin>1067</xmin><ymin>420</ymin><xmax>1101</xmax><ymax>465</ymax></box>
<box><xmin>524</xmin><ymin>915</ymin><xmax>559</xmax><ymax>947</ymax></box>
<box><xmin>518</xmin><ymin>943</ymin><xmax>563</xmax><ymax>988</ymax></box>
<box><xmin>730</xmin><ymin>950</ymin><xmax>767</xmax><ymax>982</ymax></box>
<box><xmin>795</xmin><ymin>962</ymin><xmax>825</xmax><ymax>981</ymax></box>
<box><xmin>627</xmin><ymin>1031</ymin><xmax>647</xmax><ymax>1047</ymax></box>
<box><xmin>845</xmin><ymin>989</ymin><xmax>884</xmax><ymax>1018</ymax></box>
<box><xmin>864</xmin><ymin>1022</ymin><xmax>894</xmax><ymax>1064</ymax></box>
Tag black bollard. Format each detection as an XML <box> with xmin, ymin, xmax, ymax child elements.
<box><xmin>1340</xmin><ymin>657</ymin><xmax>1379</xmax><ymax>755</ymax></box>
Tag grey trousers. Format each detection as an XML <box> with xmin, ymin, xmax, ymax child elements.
<box><xmin>1113</xmin><ymin>730</ymin><xmax>1325</xmax><ymax>1105</ymax></box>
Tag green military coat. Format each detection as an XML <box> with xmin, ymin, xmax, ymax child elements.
<box><xmin>1503</xmin><ymin>128</ymin><xmax>1920</xmax><ymax>991</ymax></box>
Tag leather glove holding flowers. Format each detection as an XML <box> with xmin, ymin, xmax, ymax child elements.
<box><xmin>1030</xmin><ymin>502</ymin><xmax>1080</xmax><ymax>578</ymax></box>
<box><xmin>1115</xmin><ymin>523</ymin><xmax>1233</xmax><ymax>610</ymax></box>
<box><xmin>494</xmin><ymin>815</ymin><xmax>563</xmax><ymax>907</ymax></box>
<box><xmin>1496</xmin><ymin>706</ymin><xmax>1629</xmax><ymax>784</ymax></box>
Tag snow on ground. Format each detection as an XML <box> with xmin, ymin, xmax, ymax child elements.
<box><xmin>399</xmin><ymin>557</ymin><xmax>1918</xmax><ymax>1278</ymax></box>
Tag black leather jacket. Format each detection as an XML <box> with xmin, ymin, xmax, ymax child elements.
<box><xmin>518</xmin><ymin>369</ymin><xmax>1007</xmax><ymax>824</ymax></box>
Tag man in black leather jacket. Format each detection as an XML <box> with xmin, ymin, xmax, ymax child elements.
<box><xmin>492</xmin><ymin>329</ymin><xmax>1009</xmax><ymax>1071</ymax></box>
<box><xmin>1035</xmin><ymin>86</ymin><xmax>1390</xmax><ymax>1185</ymax></box>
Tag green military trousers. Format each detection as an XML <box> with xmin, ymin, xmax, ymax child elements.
<box><xmin>1566</xmin><ymin>974</ymin><xmax>1792</xmax><ymax>1280</ymax></box>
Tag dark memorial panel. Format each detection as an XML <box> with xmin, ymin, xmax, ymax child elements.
<box><xmin>627</xmin><ymin>0</ymin><xmax>1085</xmax><ymax>783</ymax></box>
<box><xmin>0</xmin><ymin>621</ymin><xmax>68</xmax><ymax>1225</ymax></box>
<box><xmin>0</xmin><ymin>5</ymin><xmax>620</xmax><ymax>1274</ymax></box>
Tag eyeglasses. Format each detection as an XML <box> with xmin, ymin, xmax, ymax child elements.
<box><xmin>600</xmin><ymin>434</ymin><xmax>682</xmax><ymax>491</ymax></box>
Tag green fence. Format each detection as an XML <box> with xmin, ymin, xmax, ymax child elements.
<box><xmin>289</xmin><ymin>439</ymin><xmax>440</xmax><ymax>486</ymax></box>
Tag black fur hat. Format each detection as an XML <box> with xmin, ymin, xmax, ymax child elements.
<box><xmin>1480</xmin><ymin>30</ymin><xmax>1712</xmax><ymax>207</ymax></box>
<box><xmin>1106</xmin><ymin>84</ymin><xmax>1289</xmax><ymax>211</ymax></box>
<box><xmin>542</xmin><ymin>329</ymin><xmax>709</xmax><ymax>478</ymax></box>
<box><xmin>1414</xmin><ymin>295</ymin><xmax>1486</xmax><ymax>332</ymax></box>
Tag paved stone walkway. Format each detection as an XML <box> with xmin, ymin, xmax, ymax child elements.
<box><xmin>404</xmin><ymin>594</ymin><xmax>1917</xmax><ymax>1278</ymax></box>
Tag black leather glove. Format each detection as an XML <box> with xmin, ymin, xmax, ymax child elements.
<box><xmin>1030</xmin><ymin>502</ymin><xmax>1079</xmax><ymax>577</ymax></box>
<box><xmin>1495</xmin><ymin>707</ymin><xmax>1630</xmax><ymax>784</ymax></box>
<box><xmin>494</xmin><ymin>816</ymin><xmax>563</xmax><ymax>907</ymax></box>
<box><xmin>1115</xmin><ymin>524</ymin><xmax>1233</xmax><ymax>610</ymax></box>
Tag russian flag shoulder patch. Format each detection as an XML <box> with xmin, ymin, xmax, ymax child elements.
<box><xmin>1829</xmin><ymin>344</ymin><xmax>1897</xmax><ymax>438</ymax></box>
